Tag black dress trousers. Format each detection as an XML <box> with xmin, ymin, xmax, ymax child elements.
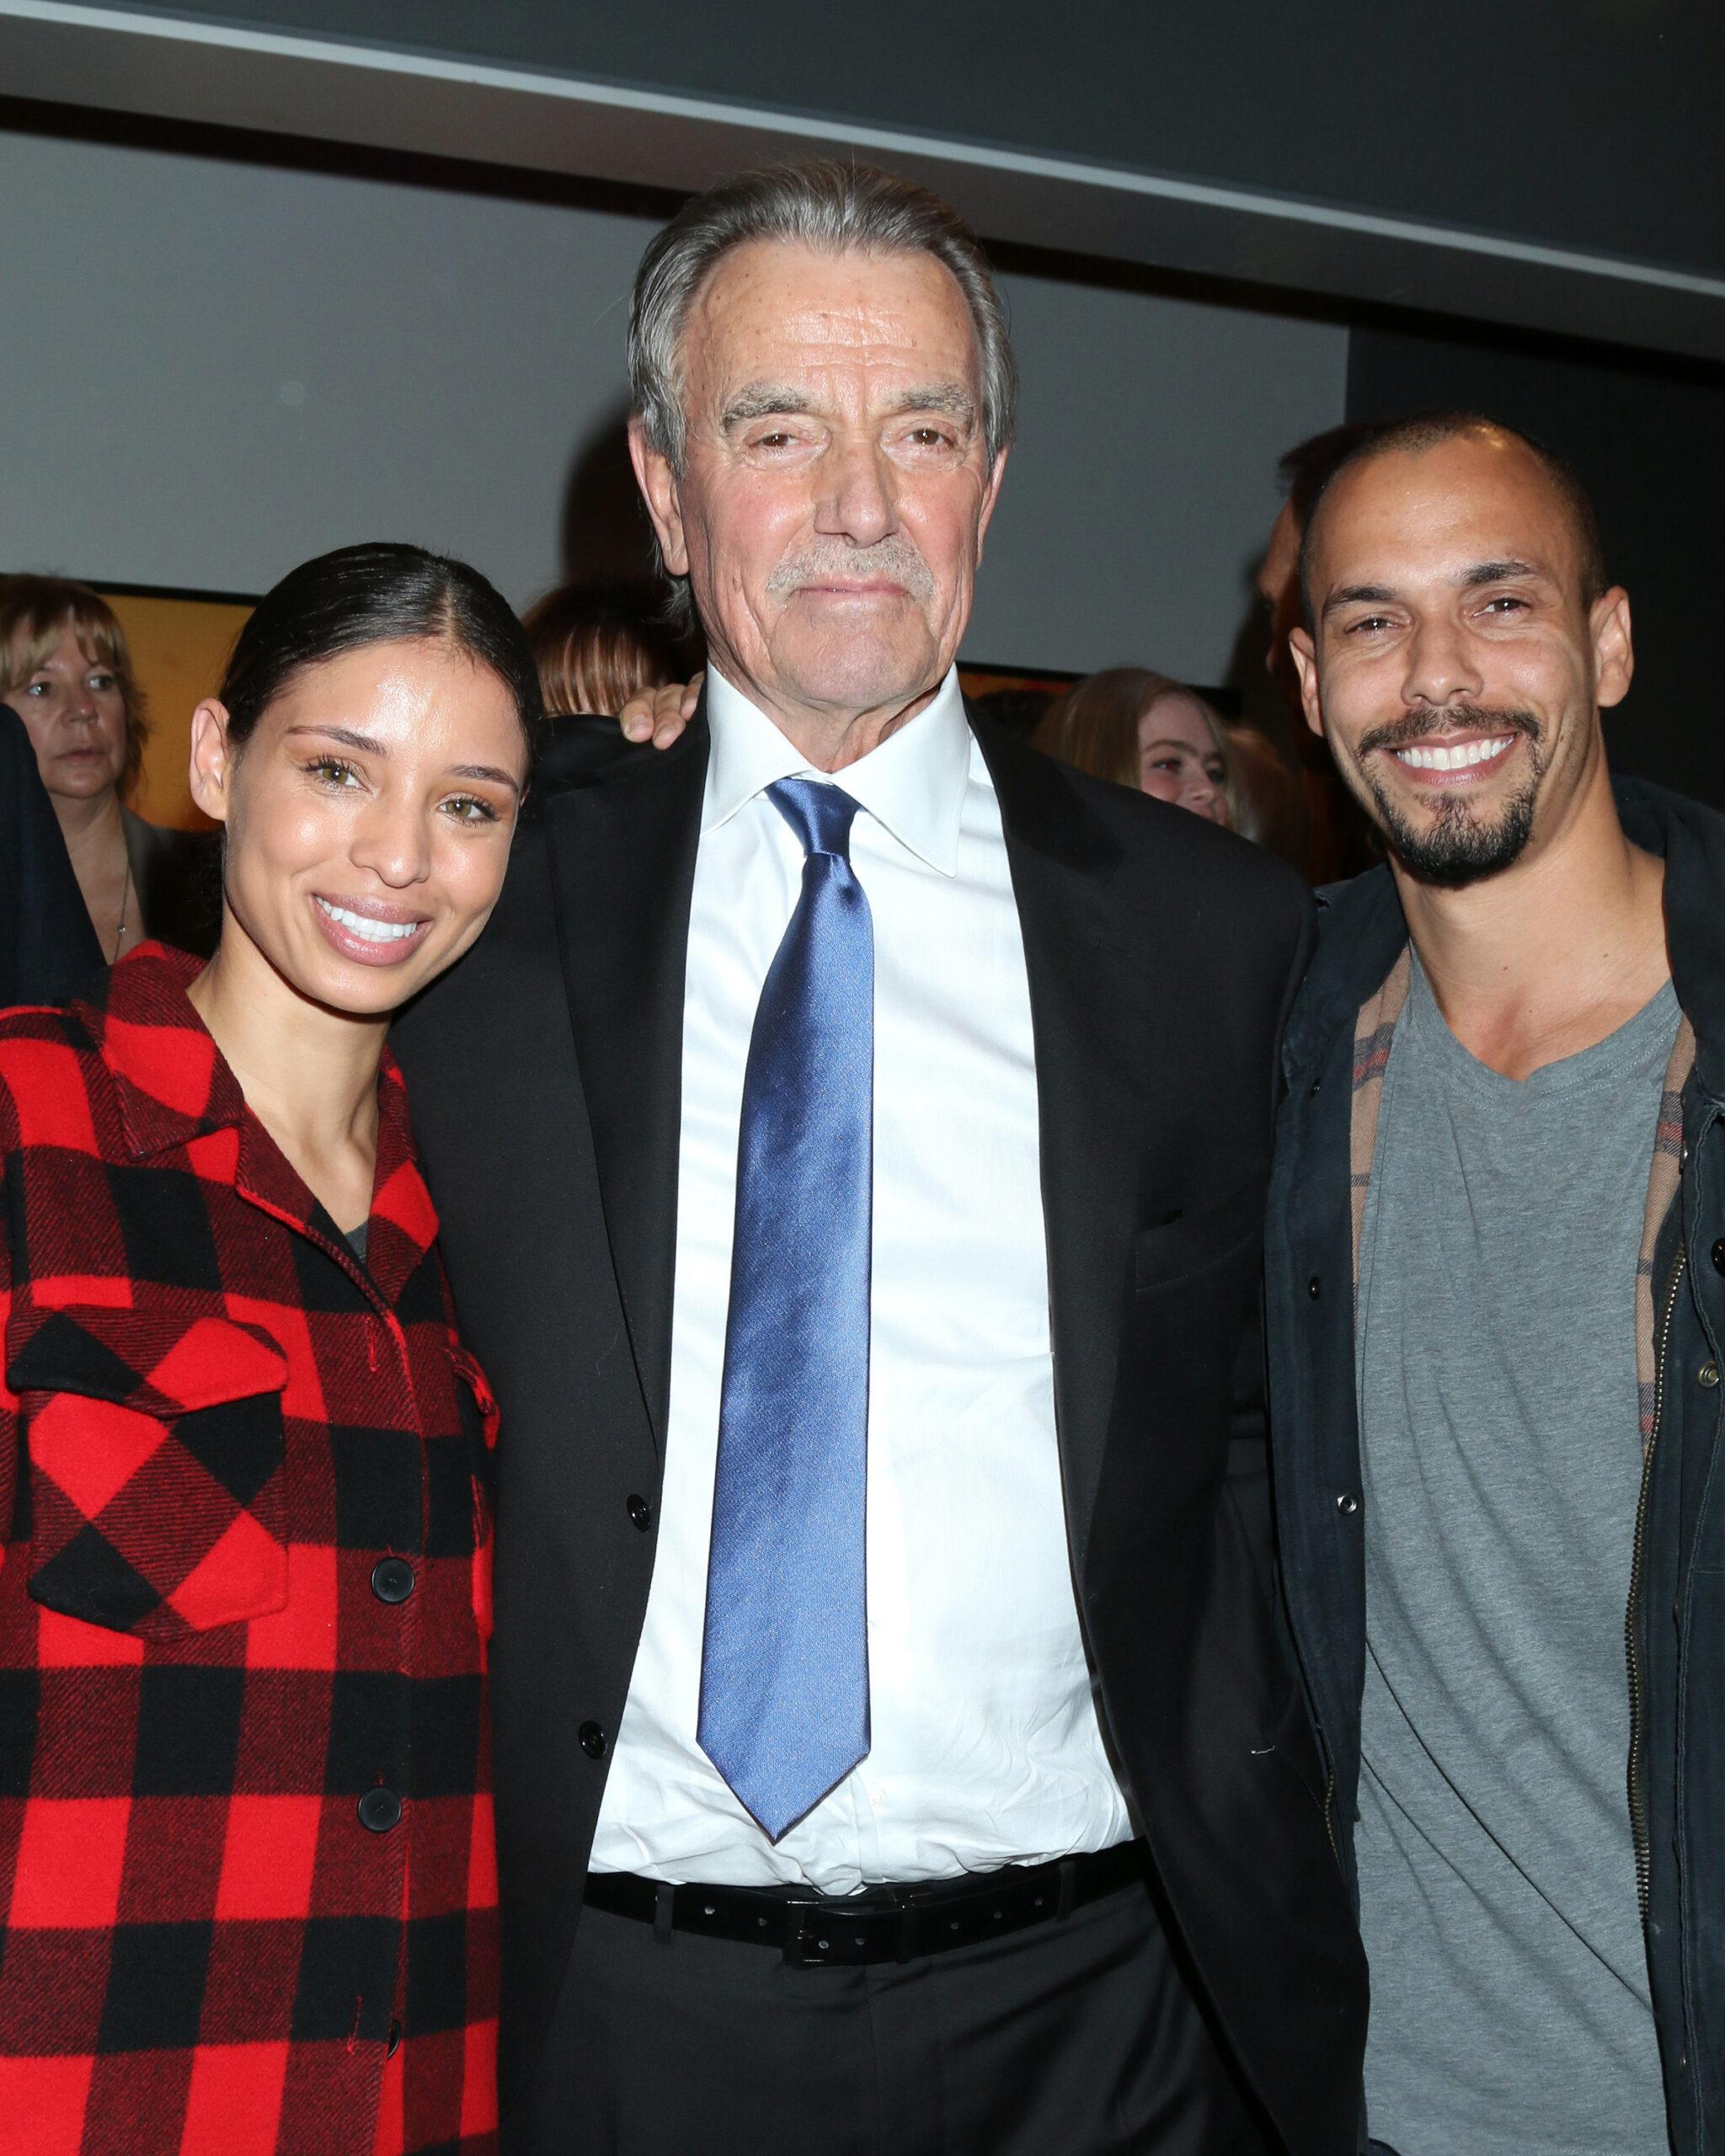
<box><xmin>507</xmin><ymin>1875</ymin><xmax>1277</xmax><ymax>2156</ymax></box>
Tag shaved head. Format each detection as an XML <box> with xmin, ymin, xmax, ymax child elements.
<box><xmin>1300</xmin><ymin>414</ymin><xmax>1605</xmax><ymax>629</ymax></box>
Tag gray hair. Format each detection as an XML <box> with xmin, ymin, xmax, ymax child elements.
<box><xmin>628</xmin><ymin>160</ymin><xmax>1018</xmax><ymax>479</ymax></box>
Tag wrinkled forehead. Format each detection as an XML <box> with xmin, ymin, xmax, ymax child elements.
<box><xmin>682</xmin><ymin>238</ymin><xmax>982</xmax><ymax>412</ymax></box>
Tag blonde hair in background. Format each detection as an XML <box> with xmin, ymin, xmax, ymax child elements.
<box><xmin>1033</xmin><ymin>666</ymin><xmax>1234</xmax><ymax>824</ymax></box>
<box><xmin>0</xmin><ymin>574</ymin><xmax>151</xmax><ymax>800</ymax></box>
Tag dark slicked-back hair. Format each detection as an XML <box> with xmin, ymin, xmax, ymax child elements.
<box><xmin>219</xmin><ymin>543</ymin><xmax>543</xmax><ymax>769</ymax></box>
<box><xmin>1298</xmin><ymin>411</ymin><xmax>1607</xmax><ymax>627</ymax></box>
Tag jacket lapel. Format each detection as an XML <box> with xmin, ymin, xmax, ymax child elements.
<box><xmin>544</xmin><ymin>723</ymin><xmax>709</xmax><ymax>1451</ymax></box>
<box><xmin>975</xmin><ymin>718</ymin><xmax>1146</xmax><ymax>1564</ymax></box>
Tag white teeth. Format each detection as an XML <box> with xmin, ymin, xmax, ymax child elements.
<box><xmin>317</xmin><ymin>899</ymin><xmax>421</xmax><ymax>943</ymax></box>
<box><xmin>1394</xmin><ymin>736</ymin><xmax>1514</xmax><ymax>771</ymax></box>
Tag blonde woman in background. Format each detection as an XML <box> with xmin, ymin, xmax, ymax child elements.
<box><xmin>1033</xmin><ymin>665</ymin><xmax>1234</xmax><ymax>825</ymax></box>
<box><xmin>0</xmin><ymin>574</ymin><xmax>217</xmax><ymax>963</ymax></box>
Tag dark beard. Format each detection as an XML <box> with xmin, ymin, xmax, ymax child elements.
<box><xmin>1353</xmin><ymin>704</ymin><xmax>1543</xmax><ymax>890</ymax></box>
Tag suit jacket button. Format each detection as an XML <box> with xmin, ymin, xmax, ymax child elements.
<box><xmin>1712</xmin><ymin>1239</ymin><xmax>1725</xmax><ymax>1276</ymax></box>
<box><xmin>359</xmin><ymin>1787</ymin><xmax>403</xmax><ymax>1833</ymax></box>
<box><xmin>579</xmin><ymin>1721</ymin><xmax>608</xmax><ymax>1760</ymax></box>
<box><xmin>627</xmin><ymin>1495</ymin><xmax>653</xmax><ymax>1532</ymax></box>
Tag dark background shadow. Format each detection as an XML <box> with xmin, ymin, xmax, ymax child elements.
<box><xmin>559</xmin><ymin>400</ymin><xmax>660</xmax><ymax>587</ymax></box>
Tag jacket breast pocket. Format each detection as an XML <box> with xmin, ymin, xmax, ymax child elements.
<box><xmin>7</xmin><ymin>1304</ymin><xmax>290</xmax><ymax>1638</ymax></box>
<box><xmin>1134</xmin><ymin>1175</ymin><xmax>1265</xmax><ymax>1294</ymax></box>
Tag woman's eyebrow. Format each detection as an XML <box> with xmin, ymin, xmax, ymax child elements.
<box><xmin>285</xmin><ymin>723</ymin><xmax>387</xmax><ymax>755</ymax></box>
<box><xmin>449</xmin><ymin>763</ymin><xmax>521</xmax><ymax>794</ymax></box>
<box><xmin>284</xmin><ymin>727</ymin><xmax>520</xmax><ymax>795</ymax></box>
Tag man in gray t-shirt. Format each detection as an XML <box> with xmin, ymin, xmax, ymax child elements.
<box><xmin>1268</xmin><ymin>413</ymin><xmax>1719</xmax><ymax>2155</ymax></box>
<box><xmin>1355</xmin><ymin>955</ymin><xmax>1676</xmax><ymax>2154</ymax></box>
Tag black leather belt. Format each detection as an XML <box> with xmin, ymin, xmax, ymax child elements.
<box><xmin>584</xmin><ymin>1838</ymin><xmax>1147</xmax><ymax>1968</ymax></box>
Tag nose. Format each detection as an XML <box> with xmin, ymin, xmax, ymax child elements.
<box><xmin>348</xmin><ymin>792</ymin><xmax>433</xmax><ymax>889</ymax></box>
<box><xmin>814</xmin><ymin>435</ymin><xmax>895</xmax><ymax>548</ymax></box>
<box><xmin>1400</xmin><ymin>613</ymin><xmax>1483</xmax><ymax>710</ymax></box>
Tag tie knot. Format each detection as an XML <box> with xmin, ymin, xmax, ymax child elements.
<box><xmin>768</xmin><ymin>777</ymin><xmax>861</xmax><ymax>862</ymax></box>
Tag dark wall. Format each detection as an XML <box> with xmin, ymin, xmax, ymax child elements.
<box><xmin>1347</xmin><ymin>323</ymin><xmax>1725</xmax><ymax>809</ymax></box>
<box><xmin>113</xmin><ymin>0</ymin><xmax>1724</xmax><ymax>278</ymax></box>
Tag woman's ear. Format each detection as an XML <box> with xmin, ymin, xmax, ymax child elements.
<box><xmin>188</xmin><ymin>700</ymin><xmax>235</xmax><ymax>824</ymax></box>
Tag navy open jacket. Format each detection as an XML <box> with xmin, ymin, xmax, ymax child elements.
<box><xmin>1266</xmin><ymin>776</ymin><xmax>1725</xmax><ymax>2155</ymax></box>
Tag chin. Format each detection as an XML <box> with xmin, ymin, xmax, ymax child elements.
<box><xmin>786</xmin><ymin>635</ymin><xmax>935</xmax><ymax>710</ymax></box>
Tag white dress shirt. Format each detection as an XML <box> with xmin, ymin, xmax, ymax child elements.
<box><xmin>589</xmin><ymin>665</ymin><xmax>1133</xmax><ymax>1891</ymax></box>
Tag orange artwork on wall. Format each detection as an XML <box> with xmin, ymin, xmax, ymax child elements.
<box><xmin>100</xmin><ymin>586</ymin><xmax>254</xmax><ymax>832</ymax></box>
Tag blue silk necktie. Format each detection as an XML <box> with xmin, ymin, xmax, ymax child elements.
<box><xmin>697</xmin><ymin>777</ymin><xmax>874</xmax><ymax>1842</ymax></box>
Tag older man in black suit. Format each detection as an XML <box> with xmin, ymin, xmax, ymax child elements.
<box><xmin>393</xmin><ymin>160</ymin><xmax>1365</xmax><ymax>2156</ymax></box>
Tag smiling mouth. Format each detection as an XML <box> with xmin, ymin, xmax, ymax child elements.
<box><xmin>1392</xmin><ymin>736</ymin><xmax>1517</xmax><ymax>774</ymax></box>
<box><xmin>312</xmin><ymin>896</ymin><xmax>431</xmax><ymax>963</ymax></box>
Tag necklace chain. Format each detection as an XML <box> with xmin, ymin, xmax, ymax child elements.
<box><xmin>109</xmin><ymin>857</ymin><xmax>133</xmax><ymax>966</ymax></box>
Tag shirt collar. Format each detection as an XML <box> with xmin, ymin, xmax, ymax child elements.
<box><xmin>702</xmin><ymin>664</ymin><xmax>972</xmax><ymax>878</ymax></box>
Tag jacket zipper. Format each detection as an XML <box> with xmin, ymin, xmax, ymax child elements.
<box><xmin>1627</xmin><ymin>1245</ymin><xmax>1686</xmax><ymax>1929</ymax></box>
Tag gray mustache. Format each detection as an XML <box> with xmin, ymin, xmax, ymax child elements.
<box><xmin>766</xmin><ymin>541</ymin><xmax>936</xmax><ymax>603</ymax></box>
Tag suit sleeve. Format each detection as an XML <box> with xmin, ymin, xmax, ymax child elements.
<box><xmin>1225</xmin><ymin>873</ymin><xmax>1316</xmax><ymax>1605</ymax></box>
<box><xmin>1</xmin><ymin>703</ymin><xmax>104</xmax><ymax>1005</ymax></box>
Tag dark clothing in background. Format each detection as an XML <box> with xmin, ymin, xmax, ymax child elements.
<box><xmin>393</xmin><ymin>704</ymin><xmax>1367</xmax><ymax>2155</ymax></box>
<box><xmin>0</xmin><ymin>702</ymin><xmax>101</xmax><ymax>1003</ymax></box>
<box><xmin>1266</xmin><ymin>777</ymin><xmax>1725</xmax><ymax>2156</ymax></box>
<box><xmin>122</xmin><ymin>806</ymin><xmax>221</xmax><ymax>958</ymax></box>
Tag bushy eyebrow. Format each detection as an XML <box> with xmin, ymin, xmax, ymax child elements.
<box><xmin>719</xmin><ymin>381</ymin><xmax>977</xmax><ymax>434</ymax></box>
<box><xmin>882</xmin><ymin>383</ymin><xmax>976</xmax><ymax>430</ymax></box>
<box><xmin>283</xmin><ymin>723</ymin><xmax>520</xmax><ymax>795</ymax></box>
<box><xmin>721</xmin><ymin>385</ymin><xmax>819</xmax><ymax>430</ymax></box>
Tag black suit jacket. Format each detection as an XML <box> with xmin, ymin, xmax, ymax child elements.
<box><xmin>392</xmin><ymin>705</ymin><xmax>1368</xmax><ymax>2153</ymax></box>
<box><xmin>0</xmin><ymin>702</ymin><xmax>103</xmax><ymax>1004</ymax></box>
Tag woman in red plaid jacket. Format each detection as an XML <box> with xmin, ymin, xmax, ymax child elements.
<box><xmin>0</xmin><ymin>545</ymin><xmax>542</xmax><ymax>2156</ymax></box>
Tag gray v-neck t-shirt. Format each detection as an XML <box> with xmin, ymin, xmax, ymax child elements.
<box><xmin>1354</xmin><ymin>954</ymin><xmax>1679</xmax><ymax>2155</ymax></box>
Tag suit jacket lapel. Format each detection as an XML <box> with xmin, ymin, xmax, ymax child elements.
<box><xmin>544</xmin><ymin>722</ymin><xmax>710</xmax><ymax>1453</ymax></box>
<box><xmin>976</xmin><ymin>717</ymin><xmax>1146</xmax><ymax>1566</ymax></box>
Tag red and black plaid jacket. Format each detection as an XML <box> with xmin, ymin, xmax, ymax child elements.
<box><xmin>0</xmin><ymin>945</ymin><xmax>499</xmax><ymax>2155</ymax></box>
